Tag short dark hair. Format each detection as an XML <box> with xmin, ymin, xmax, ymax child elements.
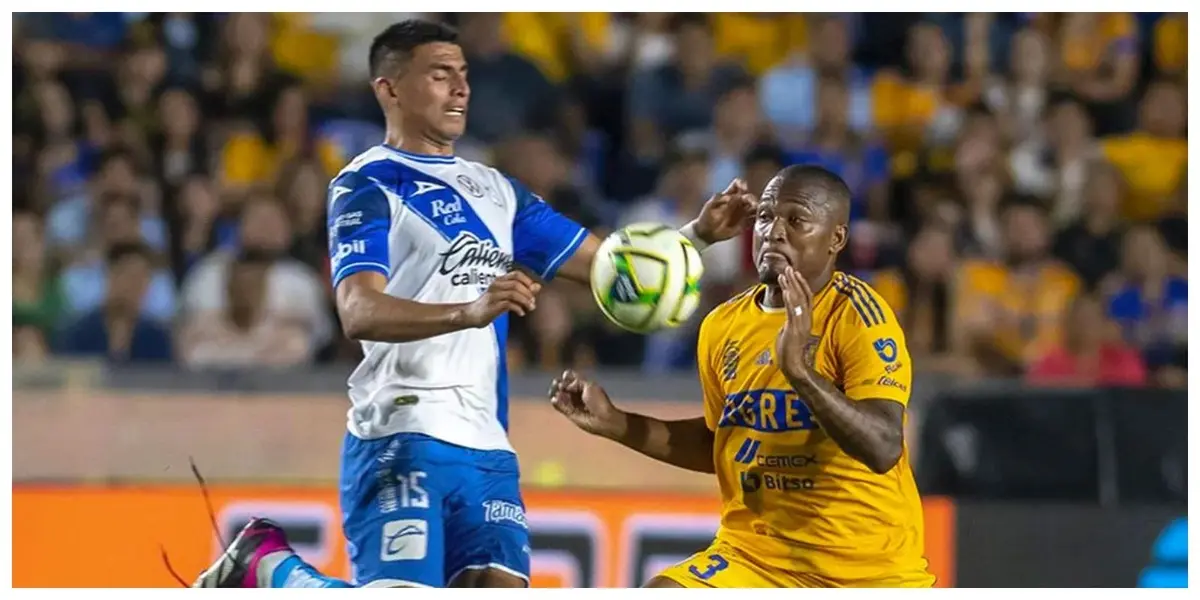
<box><xmin>779</xmin><ymin>164</ymin><xmax>851</xmax><ymax>197</ymax></box>
<box><xmin>778</xmin><ymin>164</ymin><xmax>852</xmax><ymax>220</ymax></box>
<box><xmin>106</xmin><ymin>242</ymin><xmax>153</xmax><ymax>268</ymax></box>
<box><xmin>369</xmin><ymin>19</ymin><xmax>459</xmax><ymax>79</ymax></box>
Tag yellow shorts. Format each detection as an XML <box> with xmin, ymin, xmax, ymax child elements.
<box><xmin>657</xmin><ymin>539</ymin><xmax>935</xmax><ymax>588</ymax></box>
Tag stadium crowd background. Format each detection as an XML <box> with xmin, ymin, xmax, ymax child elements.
<box><xmin>12</xmin><ymin>12</ymin><xmax>1188</xmax><ymax>387</ymax></box>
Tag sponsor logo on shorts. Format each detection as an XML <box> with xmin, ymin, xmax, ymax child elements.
<box><xmin>381</xmin><ymin>519</ymin><xmax>428</xmax><ymax>561</ymax></box>
<box><xmin>483</xmin><ymin>500</ymin><xmax>528</xmax><ymax>528</ymax></box>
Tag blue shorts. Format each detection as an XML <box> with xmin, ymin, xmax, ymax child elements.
<box><xmin>339</xmin><ymin>432</ymin><xmax>531</xmax><ymax>587</ymax></box>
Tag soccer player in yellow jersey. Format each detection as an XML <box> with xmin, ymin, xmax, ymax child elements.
<box><xmin>550</xmin><ymin>165</ymin><xmax>934</xmax><ymax>588</ymax></box>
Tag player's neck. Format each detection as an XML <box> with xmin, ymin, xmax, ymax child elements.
<box><xmin>384</xmin><ymin>128</ymin><xmax>454</xmax><ymax>157</ymax></box>
<box><xmin>760</xmin><ymin>270</ymin><xmax>835</xmax><ymax>310</ymax></box>
<box><xmin>761</xmin><ymin>286</ymin><xmax>787</xmax><ymax>310</ymax></box>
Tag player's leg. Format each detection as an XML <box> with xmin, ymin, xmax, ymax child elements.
<box><xmin>651</xmin><ymin>540</ymin><xmax>787</xmax><ymax>588</ymax></box>
<box><xmin>644</xmin><ymin>576</ymin><xmax>686</xmax><ymax>588</ymax></box>
<box><xmin>442</xmin><ymin>446</ymin><xmax>531</xmax><ymax>588</ymax></box>
<box><xmin>192</xmin><ymin>518</ymin><xmax>354</xmax><ymax>588</ymax></box>
<box><xmin>339</xmin><ymin>432</ymin><xmax>449</xmax><ymax>588</ymax></box>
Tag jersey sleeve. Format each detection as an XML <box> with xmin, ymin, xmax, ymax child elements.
<box><xmin>836</xmin><ymin>285</ymin><xmax>913</xmax><ymax>407</ymax></box>
<box><xmin>507</xmin><ymin>176</ymin><xmax>587</xmax><ymax>281</ymax></box>
<box><xmin>696</xmin><ymin>312</ymin><xmax>725</xmax><ymax>431</ymax></box>
<box><xmin>328</xmin><ymin>170</ymin><xmax>394</xmax><ymax>288</ymax></box>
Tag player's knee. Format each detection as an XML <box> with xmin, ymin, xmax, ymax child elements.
<box><xmin>449</xmin><ymin>567</ymin><xmax>528</xmax><ymax>588</ymax></box>
<box><xmin>643</xmin><ymin>576</ymin><xmax>686</xmax><ymax>588</ymax></box>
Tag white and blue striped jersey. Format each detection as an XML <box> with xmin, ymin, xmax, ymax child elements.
<box><xmin>327</xmin><ymin>145</ymin><xmax>587</xmax><ymax>452</ymax></box>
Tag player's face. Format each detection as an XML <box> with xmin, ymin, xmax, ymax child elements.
<box><xmin>753</xmin><ymin>177</ymin><xmax>848</xmax><ymax>286</ymax></box>
<box><xmin>394</xmin><ymin>42</ymin><xmax>470</xmax><ymax>143</ymax></box>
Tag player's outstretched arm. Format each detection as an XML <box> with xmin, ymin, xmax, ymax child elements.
<box><xmin>549</xmin><ymin>370</ymin><xmax>716</xmax><ymax>474</ymax></box>
<box><xmin>775</xmin><ymin>267</ymin><xmax>905</xmax><ymax>474</ymax></box>
<box><xmin>336</xmin><ymin>271</ymin><xmax>539</xmax><ymax>343</ymax></box>
<box><xmin>545</xmin><ymin>179</ymin><xmax>757</xmax><ymax>285</ymax></box>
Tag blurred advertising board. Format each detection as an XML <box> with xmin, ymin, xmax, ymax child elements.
<box><xmin>13</xmin><ymin>390</ymin><xmax>711</xmax><ymax>491</ymax></box>
<box><xmin>952</xmin><ymin>503</ymin><xmax>1184</xmax><ymax>588</ymax></box>
<box><xmin>12</xmin><ymin>485</ymin><xmax>955</xmax><ymax>588</ymax></box>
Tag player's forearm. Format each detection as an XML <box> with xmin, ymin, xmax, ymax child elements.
<box><xmin>338</xmin><ymin>286</ymin><xmax>472</xmax><ymax>343</ymax></box>
<box><xmin>785</xmin><ymin>372</ymin><xmax>903</xmax><ymax>474</ymax></box>
<box><xmin>602</xmin><ymin>412</ymin><xmax>716</xmax><ymax>474</ymax></box>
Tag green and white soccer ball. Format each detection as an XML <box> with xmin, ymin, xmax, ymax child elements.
<box><xmin>590</xmin><ymin>223</ymin><xmax>704</xmax><ymax>334</ymax></box>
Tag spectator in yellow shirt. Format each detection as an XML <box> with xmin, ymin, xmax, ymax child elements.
<box><xmin>872</xmin><ymin>21</ymin><xmax>982</xmax><ymax>175</ymax></box>
<box><xmin>873</xmin><ymin>225</ymin><xmax>974</xmax><ymax>374</ymax></box>
<box><xmin>268</xmin><ymin>13</ymin><xmax>340</xmax><ymax>86</ymax></box>
<box><xmin>219</xmin><ymin>81</ymin><xmax>343</xmax><ymax>193</ymax></box>
<box><xmin>501</xmin><ymin>13</ymin><xmax>610</xmax><ymax>83</ymax></box>
<box><xmin>1152</xmin><ymin>13</ymin><xmax>1186</xmax><ymax>78</ymax></box>
<box><xmin>710</xmin><ymin>12</ymin><xmax>807</xmax><ymax>76</ymax></box>
<box><xmin>953</xmin><ymin>199</ymin><xmax>1081</xmax><ymax>375</ymax></box>
<box><xmin>1055</xmin><ymin>12</ymin><xmax>1140</xmax><ymax>135</ymax></box>
<box><xmin>1101</xmin><ymin>80</ymin><xmax>1187</xmax><ymax>222</ymax></box>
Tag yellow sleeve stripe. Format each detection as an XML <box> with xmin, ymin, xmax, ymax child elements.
<box><xmin>834</xmin><ymin>276</ymin><xmax>887</xmax><ymax>327</ymax></box>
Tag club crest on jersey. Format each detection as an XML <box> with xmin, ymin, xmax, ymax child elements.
<box><xmin>720</xmin><ymin>340</ymin><xmax>741</xmax><ymax>382</ymax></box>
<box><xmin>456</xmin><ymin>174</ymin><xmax>485</xmax><ymax>198</ymax></box>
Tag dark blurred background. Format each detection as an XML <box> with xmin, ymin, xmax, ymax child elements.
<box><xmin>12</xmin><ymin>12</ymin><xmax>1188</xmax><ymax>384</ymax></box>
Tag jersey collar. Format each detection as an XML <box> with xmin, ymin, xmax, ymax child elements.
<box><xmin>752</xmin><ymin>273</ymin><xmax>839</xmax><ymax>314</ymax></box>
<box><xmin>381</xmin><ymin>143</ymin><xmax>457</xmax><ymax>165</ymax></box>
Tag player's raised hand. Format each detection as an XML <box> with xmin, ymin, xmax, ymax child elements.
<box><xmin>689</xmin><ymin>177</ymin><xmax>757</xmax><ymax>244</ymax></box>
<box><xmin>462</xmin><ymin>271</ymin><xmax>541</xmax><ymax>327</ymax></box>
<box><xmin>775</xmin><ymin>266</ymin><xmax>815</xmax><ymax>381</ymax></box>
<box><xmin>549</xmin><ymin>369</ymin><xmax>624</xmax><ymax>438</ymax></box>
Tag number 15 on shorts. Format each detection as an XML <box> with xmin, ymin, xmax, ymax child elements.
<box><xmin>688</xmin><ymin>554</ymin><xmax>729</xmax><ymax>580</ymax></box>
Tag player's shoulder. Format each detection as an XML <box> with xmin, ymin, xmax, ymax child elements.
<box><xmin>333</xmin><ymin>146</ymin><xmax>394</xmax><ymax>181</ymax></box>
<box><xmin>827</xmin><ymin>271</ymin><xmax>898</xmax><ymax>330</ymax></box>
<box><xmin>700</xmin><ymin>285</ymin><xmax>763</xmax><ymax>338</ymax></box>
<box><xmin>333</xmin><ymin>146</ymin><xmax>467</xmax><ymax>192</ymax></box>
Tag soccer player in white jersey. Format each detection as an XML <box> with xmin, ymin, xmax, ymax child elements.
<box><xmin>193</xmin><ymin>19</ymin><xmax>752</xmax><ymax>589</ymax></box>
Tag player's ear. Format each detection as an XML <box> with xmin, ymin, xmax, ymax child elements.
<box><xmin>372</xmin><ymin>77</ymin><xmax>399</xmax><ymax>103</ymax></box>
<box><xmin>830</xmin><ymin>224</ymin><xmax>849</xmax><ymax>255</ymax></box>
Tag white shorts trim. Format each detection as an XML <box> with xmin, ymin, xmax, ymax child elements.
<box><xmin>447</xmin><ymin>562</ymin><xmax>531</xmax><ymax>586</ymax></box>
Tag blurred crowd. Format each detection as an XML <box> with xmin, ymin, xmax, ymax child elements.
<box><xmin>11</xmin><ymin>12</ymin><xmax>1188</xmax><ymax>388</ymax></box>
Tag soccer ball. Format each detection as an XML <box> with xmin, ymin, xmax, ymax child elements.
<box><xmin>590</xmin><ymin>223</ymin><xmax>704</xmax><ymax>333</ymax></box>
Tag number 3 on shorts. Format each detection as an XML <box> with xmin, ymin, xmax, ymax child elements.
<box><xmin>688</xmin><ymin>554</ymin><xmax>729</xmax><ymax>580</ymax></box>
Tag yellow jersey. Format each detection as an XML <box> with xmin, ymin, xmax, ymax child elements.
<box><xmin>692</xmin><ymin>272</ymin><xmax>932</xmax><ymax>584</ymax></box>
